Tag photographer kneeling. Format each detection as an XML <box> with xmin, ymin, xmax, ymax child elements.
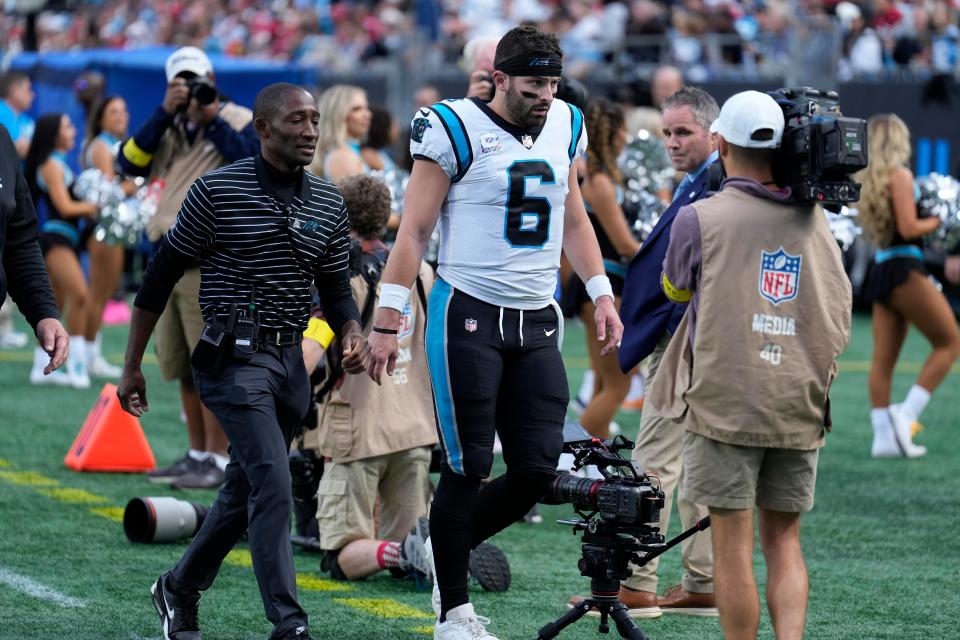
<box><xmin>648</xmin><ymin>91</ymin><xmax>851</xmax><ymax>640</ymax></box>
<box><xmin>306</xmin><ymin>175</ymin><xmax>438</xmax><ymax>580</ymax></box>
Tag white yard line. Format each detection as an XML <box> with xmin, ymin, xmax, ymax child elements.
<box><xmin>0</xmin><ymin>567</ymin><xmax>86</xmax><ymax>608</ymax></box>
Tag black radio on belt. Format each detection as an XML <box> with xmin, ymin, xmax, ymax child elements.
<box><xmin>191</xmin><ymin>290</ymin><xmax>259</xmax><ymax>374</ymax></box>
<box><xmin>231</xmin><ymin>289</ymin><xmax>259</xmax><ymax>360</ymax></box>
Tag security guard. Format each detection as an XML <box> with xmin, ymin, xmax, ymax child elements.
<box><xmin>118</xmin><ymin>83</ymin><xmax>363</xmax><ymax>640</ymax></box>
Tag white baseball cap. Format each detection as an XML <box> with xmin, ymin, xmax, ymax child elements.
<box><xmin>709</xmin><ymin>90</ymin><xmax>785</xmax><ymax>149</ymax></box>
<box><xmin>165</xmin><ymin>47</ymin><xmax>213</xmax><ymax>82</ymax></box>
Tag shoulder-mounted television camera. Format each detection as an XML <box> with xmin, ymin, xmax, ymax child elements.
<box><xmin>767</xmin><ymin>87</ymin><xmax>868</xmax><ymax>208</ymax></box>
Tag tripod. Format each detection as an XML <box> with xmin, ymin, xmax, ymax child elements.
<box><xmin>535</xmin><ymin>517</ymin><xmax>711</xmax><ymax>640</ymax></box>
<box><xmin>537</xmin><ymin>547</ymin><xmax>647</xmax><ymax>640</ymax></box>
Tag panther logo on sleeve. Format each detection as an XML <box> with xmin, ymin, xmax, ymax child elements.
<box><xmin>411</xmin><ymin>116</ymin><xmax>432</xmax><ymax>143</ymax></box>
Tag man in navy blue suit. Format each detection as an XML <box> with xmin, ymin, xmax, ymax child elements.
<box><xmin>569</xmin><ymin>87</ymin><xmax>721</xmax><ymax>619</ymax></box>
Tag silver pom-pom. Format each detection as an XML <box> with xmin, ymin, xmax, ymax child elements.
<box><xmin>917</xmin><ymin>173</ymin><xmax>960</xmax><ymax>254</ymax></box>
<box><xmin>369</xmin><ymin>164</ymin><xmax>410</xmax><ymax>216</ymax></box>
<box><xmin>76</xmin><ymin>169</ymin><xmax>153</xmax><ymax>247</ymax></box>
<box><xmin>824</xmin><ymin>206</ymin><xmax>862</xmax><ymax>252</ymax></box>
<box><xmin>620</xmin><ymin>130</ymin><xmax>674</xmax><ymax>242</ymax></box>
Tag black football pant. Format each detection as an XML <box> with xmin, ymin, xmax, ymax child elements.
<box><xmin>425</xmin><ymin>279</ymin><xmax>568</xmax><ymax>618</ymax></box>
<box><xmin>169</xmin><ymin>344</ymin><xmax>311</xmax><ymax>639</ymax></box>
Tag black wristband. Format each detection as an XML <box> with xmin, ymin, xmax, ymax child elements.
<box><xmin>372</xmin><ymin>326</ymin><xmax>399</xmax><ymax>335</ymax></box>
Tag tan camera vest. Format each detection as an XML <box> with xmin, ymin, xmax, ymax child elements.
<box><xmin>649</xmin><ymin>186</ymin><xmax>852</xmax><ymax>449</ymax></box>
<box><xmin>146</xmin><ymin>102</ymin><xmax>252</xmax><ymax>241</ymax></box>
<box><xmin>310</xmin><ymin>261</ymin><xmax>439</xmax><ymax>463</ymax></box>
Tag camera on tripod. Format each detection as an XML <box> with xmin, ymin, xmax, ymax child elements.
<box><xmin>766</xmin><ymin>87</ymin><xmax>868</xmax><ymax>208</ymax></box>
<box><xmin>537</xmin><ymin>422</ymin><xmax>710</xmax><ymax>640</ymax></box>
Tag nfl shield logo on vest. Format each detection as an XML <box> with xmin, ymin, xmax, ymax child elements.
<box><xmin>398</xmin><ymin>302</ymin><xmax>414</xmax><ymax>340</ymax></box>
<box><xmin>759</xmin><ymin>247</ymin><xmax>802</xmax><ymax>305</ymax></box>
<box><xmin>465</xmin><ymin>318</ymin><xmax>478</xmax><ymax>333</ymax></box>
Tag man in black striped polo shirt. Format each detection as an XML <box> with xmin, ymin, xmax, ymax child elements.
<box><xmin>118</xmin><ymin>83</ymin><xmax>363</xmax><ymax>640</ymax></box>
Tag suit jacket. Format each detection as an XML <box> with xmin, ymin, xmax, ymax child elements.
<box><xmin>618</xmin><ymin>160</ymin><xmax>719</xmax><ymax>372</ymax></box>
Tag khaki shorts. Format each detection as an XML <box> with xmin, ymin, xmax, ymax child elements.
<box><xmin>317</xmin><ymin>446</ymin><xmax>433</xmax><ymax>550</ymax></box>
<box><xmin>680</xmin><ymin>431</ymin><xmax>820</xmax><ymax>512</ymax></box>
<box><xmin>154</xmin><ymin>268</ymin><xmax>204</xmax><ymax>381</ymax></box>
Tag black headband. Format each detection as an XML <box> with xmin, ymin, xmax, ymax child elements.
<box><xmin>494</xmin><ymin>54</ymin><xmax>563</xmax><ymax>77</ymax></box>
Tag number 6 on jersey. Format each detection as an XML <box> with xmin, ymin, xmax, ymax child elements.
<box><xmin>504</xmin><ymin>160</ymin><xmax>556</xmax><ymax>247</ymax></box>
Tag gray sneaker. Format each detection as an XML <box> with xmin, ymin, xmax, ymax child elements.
<box><xmin>401</xmin><ymin>516</ymin><xmax>433</xmax><ymax>578</ymax></box>
<box><xmin>172</xmin><ymin>458</ymin><xmax>225</xmax><ymax>490</ymax></box>
<box><xmin>147</xmin><ymin>453</ymin><xmax>199</xmax><ymax>484</ymax></box>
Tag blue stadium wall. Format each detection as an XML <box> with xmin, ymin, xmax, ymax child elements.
<box><xmin>12</xmin><ymin>49</ymin><xmax>960</xmax><ymax>178</ymax></box>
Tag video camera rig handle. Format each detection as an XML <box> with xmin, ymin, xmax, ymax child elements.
<box><xmin>567</xmin><ymin>435</ymin><xmax>643</xmax><ymax>481</ymax></box>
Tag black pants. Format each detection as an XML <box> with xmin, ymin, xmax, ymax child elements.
<box><xmin>425</xmin><ymin>279</ymin><xmax>568</xmax><ymax>615</ymax></box>
<box><xmin>170</xmin><ymin>344</ymin><xmax>311</xmax><ymax>639</ymax></box>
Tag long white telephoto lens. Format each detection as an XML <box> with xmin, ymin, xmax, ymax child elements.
<box><xmin>123</xmin><ymin>497</ymin><xmax>208</xmax><ymax>543</ymax></box>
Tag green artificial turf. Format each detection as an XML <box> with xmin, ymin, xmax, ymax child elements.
<box><xmin>0</xmin><ymin>312</ymin><xmax>957</xmax><ymax>639</ymax></box>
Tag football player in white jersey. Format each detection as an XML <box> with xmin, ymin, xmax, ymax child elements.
<box><xmin>363</xmin><ymin>26</ymin><xmax>623</xmax><ymax>640</ymax></box>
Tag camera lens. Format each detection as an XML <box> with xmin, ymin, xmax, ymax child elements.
<box><xmin>194</xmin><ymin>83</ymin><xmax>217</xmax><ymax>106</ymax></box>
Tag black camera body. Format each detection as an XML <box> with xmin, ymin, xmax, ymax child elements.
<box><xmin>767</xmin><ymin>87</ymin><xmax>868</xmax><ymax>207</ymax></box>
<box><xmin>186</xmin><ymin>77</ymin><xmax>218</xmax><ymax>106</ymax></box>
<box><xmin>551</xmin><ymin>472</ymin><xmax>662</xmax><ymax>531</ymax></box>
<box><xmin>547</xmin><ymin>423</ymin><xmax>666</xmax><ymax>548</ymax></box>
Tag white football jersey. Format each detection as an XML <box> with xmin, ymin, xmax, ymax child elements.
<box><xmin>409</xmin><ymin>97</ymin><xmax>588</xmax><ymax>310</ymax></box>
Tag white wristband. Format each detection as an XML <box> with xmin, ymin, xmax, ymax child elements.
<box><xmin>585</xmin><ymin>275</ymin><xmax>614</xmax><ymax>304</ymax></box>
<box><xmin>377</xmin><ymin>283</ymin><xmax>411</xmax><ymax>312</ymax></box>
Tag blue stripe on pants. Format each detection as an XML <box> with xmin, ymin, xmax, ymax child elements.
<box><xmin>425</xmin><ymin>279</ymin><xmax>464</xmax><ymax>474</ymax></box>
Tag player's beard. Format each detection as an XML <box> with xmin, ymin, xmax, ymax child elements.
<box><xmin>505</xmin><ymin>84</ymin><xmax>549</xmax><ymax>129</ymax></box>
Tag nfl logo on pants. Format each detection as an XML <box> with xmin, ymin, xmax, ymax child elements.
<box><xmin>759</xmin><ymin>247</ymin><xmax>802</xmax><ymax>305</ymax></box>
<box><xmin>465</xmin><ymin>318</ymin><xmax>478</xmax><ymax>332</ymax></box>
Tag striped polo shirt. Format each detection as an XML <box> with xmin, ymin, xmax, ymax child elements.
<box><xmin>158</xmin><ymin>155</ymin><xmax>352</xmax><ymax>330</ymax></box>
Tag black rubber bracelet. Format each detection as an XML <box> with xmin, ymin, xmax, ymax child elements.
<box><xmin>372</xmin><ymin>326</ymin><xmax>399</xmax><ymax>335</ymax></box>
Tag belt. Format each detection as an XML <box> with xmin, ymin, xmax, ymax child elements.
<box><xmin>257</xmin><ymin>327</ymin><xmax>303</xmax><ymax>347</ymax></box>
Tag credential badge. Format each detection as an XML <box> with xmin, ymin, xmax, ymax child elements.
<box><xmin>759</xmin><ymin>247</ymin><xmax>802</xmax><ymax>305</ymax></box>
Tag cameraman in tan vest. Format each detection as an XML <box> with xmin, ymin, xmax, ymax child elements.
<box><xmin>649</xmin><ymin>91</ymin><xmax>851</xmax><ymax>640</ymax></box>
<box><xmin>304</xmin><ymin>175</ymin><xmax>438</xmax><ymax>581</ymax></box>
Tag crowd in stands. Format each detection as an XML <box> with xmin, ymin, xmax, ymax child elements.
<box><xmin>2</xmin><ymin>0</ymin><xmax>958</xmax><ymax>80</ymax></box>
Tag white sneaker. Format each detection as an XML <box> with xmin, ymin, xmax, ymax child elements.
<box><xmin>870</xmin><ymin>418</ymin><xmax>899</xmax><ymax>458</ymax></box>
<box><xmin>425</xmin><ymin>537</ymin><xmax>441</xmax><ymax>618</ymax></box>
<box><xmin>434</xmin><ymin>603</ymin><xmax>498</xmax><ymax>640</ymax></box>
<box><xmin>0</xmin><ymin>330</ymin><xmax>28</xmax><ymax>349</ymax></box>
<box><xmin>67</xmin><ymin>336</ymin><xmax>91</xmax><ymax>389</ymax></box>
<box><xmin>88</xmin><ymin>353</ymin><xmax>122</xmax><ymax>378</ymax></box>
<box><xmin>30</xmin><ymin>367</ymin><xmax>71</xmax><ymax>386</ymax></box>
<box><xmin>888</xmin><ymin>405</ymin><xmax>927</xmax><ymax>458</ymax></box>
<box><xmin>67</xmin><ymin>362</ymin><xmax>91</xmax><ymax>389</ymax></box>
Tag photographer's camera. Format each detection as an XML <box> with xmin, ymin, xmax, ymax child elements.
<box><xmin>186</xmin><ymin>77</ymin><xmax>218</xmax><ymax>107</ymax></box>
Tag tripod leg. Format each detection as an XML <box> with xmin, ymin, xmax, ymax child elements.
<box><xmin>536</xmin><ymin>601</ymin><xmax>593</xmax><ymax>640</ymax></box>
<box><xmin>609</xmin><ymin>603</ymin><xmax>648</xmax><ymax>640</ymax></box>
